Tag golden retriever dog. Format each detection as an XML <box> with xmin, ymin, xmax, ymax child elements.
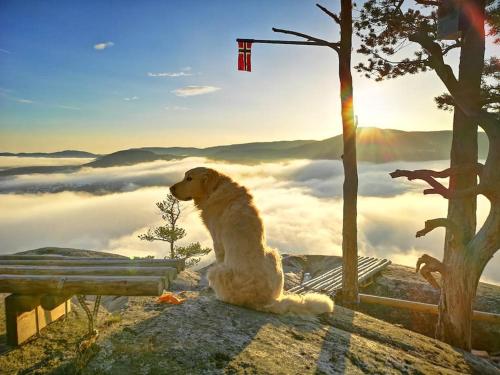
<box><xmin>170</xmin><ymin>167</ymin><xmax>333</xmax><ymax>315</ymax></box>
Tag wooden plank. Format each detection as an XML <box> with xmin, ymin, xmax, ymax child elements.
<box><xmin>0</xmin><ymin>265</ymin><xmax>177</xmax><ymax>280</ymax></box>
<box><xmin>289</xmin><ymin>257</ymin><xmax>387</xmax><ymax>294</ymax></box>
<box><xmin>288</xmin><ymin>257</ymin><xmax>372</xmax><ymax>293</ymax></box>
<box><xmin>5</xmin><ymin>294</ymin><xmax>71</xmax><ymax>346</ymax></box>
<box><xmin>315</xmin><ymin>258</ymin><xmax>380</xmax><ymax>292</ymax></box>
<box><xmin>0</xmin><ymin>258</ymin><xmax>185</xmax><ymax>272</ymax></box>
<box><xmin>0</xmin><ymin>255</ymin><xmax>127</xmax><ymax>260</ymax></box>
<box><xmin>359</xmin><ymin>293</ymin><xmax>500</xmax><ymax>324</ymax></box>
<box><xmin>0</xmin><ymin>275</ymin><xmax>165</xmax><ymax>296</ymax></box>
<box><xmin>323</xmin><ymin>259</ymin><xmax>391</xmax><ymax>293</ymax></box>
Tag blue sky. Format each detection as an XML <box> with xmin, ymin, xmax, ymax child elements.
<box><xmin>0</xmin><ymin>0</ymin><xmax>496</xmax><ymax>152</ymax></box>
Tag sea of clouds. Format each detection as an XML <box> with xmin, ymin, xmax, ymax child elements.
<box><xmin>0</xmin><ymin>157</ymin><xmax>497</xmax><ymax>284</ymax></box>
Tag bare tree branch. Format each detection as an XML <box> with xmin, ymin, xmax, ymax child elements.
<box><xmin>390</xmin><ymin>164</ymin><xmax>487</xmax><ymax>199</ymax></box>
<box><xmin>416</xmin><ymin>253</ymin><xmax>444</xmax><ymax>289</ymax></box>
<box><xmin>272</xmin><ymin>27</ymin><xmax>340</xmax><ymax>51</ymax></box>
<box><xmin>390</xmin><ymin>169</ymin><xmax>450</xmax><ymax>198</ymax></box>
<box><xmin>416</xmin><ymin>219</ymin><xmax>465</xmax><ymax>261</ymax></box>
<box><xmin>316</xmin><ymin>3</ymin><xmax>341</xmax><ymax>24</ymax></box>
<box><xmin>416</xmin><ymin>218</ymin><xmax>462</xmax><ymax>242</ymax></box>
<box><xmin>406</xmin><ymin>163</ymin><xmax>484</xmax><ymax>178</ymax></box>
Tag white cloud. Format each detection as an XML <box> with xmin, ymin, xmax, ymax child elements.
<box><xmin>0</xmin><ymin>48</ymin><xmax>11</xmax><ymax>54</ymax></box>
<box><xmin>94</xmin><ymin>42</ymin><xmax>114</xmax><ymax>50</ymax></box>
<box><xmin>147</xmin><ymin>71</ymin><xmax>192</xmax><ymax>77</ymax></box>
<box><xmin>181</xmin><ymin>66</ymin><xmax>192</xmax><ymax>71</ymax></box>
<box><xmin>123</xmin><ymin>96</ymin><xmax>139</xmax><ymax>101</ymax></box>
<box><xmin>165</xmin><ymin>105</ymin><xmax>189</xmax><ymax>111</ymax></box>
<box><xmin>16</xmin><ymin>98</ymin><xmax>33</xmax><ymax>104</ymax></box>
<box><xmin>172</xmin><ymin>85</ymin><xmax>220</xmax><ymax>97</ymax></box>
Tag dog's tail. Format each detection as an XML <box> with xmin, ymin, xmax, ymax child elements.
<box><xmin>261</xmin><ymin>292</ymin><xmax>334</xmax><ymax>315</ymax></box>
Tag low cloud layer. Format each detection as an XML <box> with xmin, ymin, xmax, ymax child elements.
<box><xmin>0</xmin><ymin>158</ymin><xmax>441</xmax><ymax>197</ymax></box>
<box><xmin>0</xmin><ymin>158</ymin><xmax>497</xmax><ymax>284</ymax></box>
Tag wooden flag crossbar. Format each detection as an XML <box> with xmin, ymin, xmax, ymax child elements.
<box><xmin>237</xmin><ymin>38</ymin><xmax>331</xmax><ymax>46</ymax></box>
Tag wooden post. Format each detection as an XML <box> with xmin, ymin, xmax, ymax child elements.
<box><xmin>5</xmin><ymin>294</ymin><xmax>71</xmax><ymax>346</ymax></box>
<box><xmin>339</xmin><ymin>0</ymin><xmax>359</xmax><ymax>305</ymax></box>
<box><xmin>359</xmin><ymin>294</ymin><xmax>500</xmax><ymax>324</ymax></box>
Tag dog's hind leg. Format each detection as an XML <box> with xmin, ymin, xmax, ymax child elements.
<box><xmin>207</xmin><ymin>264</ymin><xmax>234</xmax><ymax>302</ymax></box>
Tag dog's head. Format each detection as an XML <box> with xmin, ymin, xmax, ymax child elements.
<box><xmin>170</xmin><ymin>167</ymin><xmax>220</xmax><ymax>201</ymax></box>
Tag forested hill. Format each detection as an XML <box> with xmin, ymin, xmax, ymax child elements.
<box><xmin>141</xmin><ymin>128</ymin><xmax>489</xmax><ymax>163</ymax></box>
<box><xmin>1</xmin><ymin>129</ymin><xmax>490</xmax><ymax>171</ymax></box>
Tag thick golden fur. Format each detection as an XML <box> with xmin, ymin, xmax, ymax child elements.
<box><xmin>170</xmin><ymin>167</ymin><xmax>334</xmax><ymax>315</ymax></box>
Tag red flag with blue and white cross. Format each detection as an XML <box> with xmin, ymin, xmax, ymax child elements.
<box><xmin>237</xmin><ymin>41</ymin><xmax>252</xmax><ymax>72</ymax></box>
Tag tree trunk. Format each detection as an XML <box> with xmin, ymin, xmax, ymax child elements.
<box><xmin>436</xmin><ymin>0</ymin><xmax>486</xmax><ymax>350</ymax></box>
<box><xmin>339</xmin><ymin>0</ymin><xmax>359</xmax><ymax>304</ymax></box>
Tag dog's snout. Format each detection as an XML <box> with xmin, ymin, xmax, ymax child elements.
<box><xmin>170</xmin><ymin>185</ymin><xmax>176</xmax><ymax>195</ymax></box>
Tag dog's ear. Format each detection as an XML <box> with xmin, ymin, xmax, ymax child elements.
<box><xmin>203</xmin><ymin>169</ymin><xmax>220</xmax><ymax>196</ymax></box>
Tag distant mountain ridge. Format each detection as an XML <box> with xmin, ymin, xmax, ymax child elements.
<box><xmin>0</xmin><ymin>129</ymin><xmax>490</xmax><ymax>177</ymax></box>
<box><xmin>85</xmin><ymin>149</ymin><xmax>178</xmax><ymax>168</ymax></box>
<box><xmin>0</xmin><ymin>150</ymin><xmax>98</xmax><ymax>158</ymax></box>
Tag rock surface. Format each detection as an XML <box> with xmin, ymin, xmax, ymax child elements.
<box><xmin>1</xmin><ymin>251</ymin><xmax>499</xmax><ymax>374</ymax></box>
<box><xmin>83</xmin><ymin>292</ymin><xmax>499</xmax><ymax>374</ymax></box>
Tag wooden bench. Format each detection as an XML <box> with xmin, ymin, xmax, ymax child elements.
<box><xmin>287</xmin><ymin>256</ymin><xmax>391</xmax><ymax>295</ymax></box>
<box><xmin>0</xmin><ymin>255</ymin><xmax>185</xmax><ymax>346</ymax></box>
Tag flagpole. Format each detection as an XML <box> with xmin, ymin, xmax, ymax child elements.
<box><xmin>237</xmin><ymin>4</ymin><xmax>359</xmax><ymax>306</ymax></box>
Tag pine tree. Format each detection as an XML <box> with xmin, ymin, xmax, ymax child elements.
<box><xmin>354</xmin><ymin>0</ymin><xmax>499</xmax><ymax>349</ymax></box>
<box><xmin>139</xmin><ymin>194</ymin><xmax>211</xmax><ymax>267</ymax></box>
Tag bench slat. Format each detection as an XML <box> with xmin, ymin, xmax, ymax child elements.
<box><xmin>0</xmin><ymin>275</ymin><xmax>165</xmax><ymax>296</ymax></box>
<box><xmin>0</xmin><ymin>258</ymin><xmax>185</xmax><ymax>272</ymax></box>
<box><xmin>288</xmin><ymin>257</ymin><xmax>392</xmax><ymax>294</ymax></box>
<box><xmin>0</xmin><ymin>265</ymin><xmax>177</xmax><ymax>280</ymax></box>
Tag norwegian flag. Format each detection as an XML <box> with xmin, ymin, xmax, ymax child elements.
<box><xmin>237</xmin><ymin>41</ymin><xmax>252</xmax><ymax>72</ymax></box>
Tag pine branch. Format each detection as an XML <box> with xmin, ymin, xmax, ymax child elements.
<box><xmin>414</xmin><ymin>0</ymin><xmax>440</xmax><ymax>6</ymax></box>
<box><xmin>391</xmin><ymin>0</ymin><xmax>405</xmax><ymax>15</ymax></box>
<box><xmin>316</xmin><ymin>3</ymin><xmax>341</xmax><ymax>24</ymax></box>
<box><xmin>442</xmin><ymin>42</ymin><xmax>462</xmax><ymax>55</ymax></box>
<box><xmin>409</xmin><ymin>32</ymin><xmax>498</xmax><ymax>131</ymax></box>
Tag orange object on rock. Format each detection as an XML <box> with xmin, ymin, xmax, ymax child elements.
<box><xmin>157</xmin><ymin>292</ymin><xmax>186</xmax><ymax>304</ymax></box>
